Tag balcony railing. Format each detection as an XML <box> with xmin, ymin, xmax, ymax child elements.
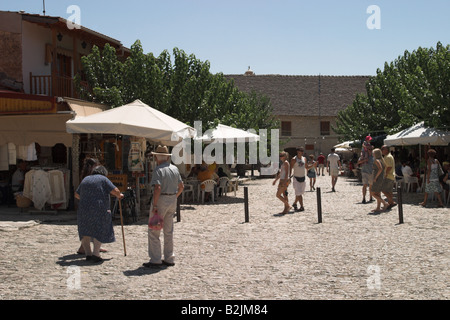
<box><xmin>29</xmin><ymin>72</ymin><xmax>91</xmax><ymax>99</ymax></box>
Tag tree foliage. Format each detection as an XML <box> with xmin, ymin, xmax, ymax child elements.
<box><xmin>334</xmin><ymin>42</ymin><xmax>450</xmax><ymax>141</ymax></box>
<box><xmin>75</xmin><ymin>40</ymin><xmax>278</xmax><ymax>133</ymax></box>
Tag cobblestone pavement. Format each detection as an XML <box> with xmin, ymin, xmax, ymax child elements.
<box><xmin>0</xmin><ymin>174</ymin><xmax>448</xmax><ymax>301</ymax></box>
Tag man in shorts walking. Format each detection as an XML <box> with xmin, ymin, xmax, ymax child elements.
<box><xmin>327</xmin><ymin>148</ymin><xmax>342</xmax><ymax>192</ymax></box>
<box><xmin>381</xmin><ymin>145</ymin><xmax>397</xmax><ymax>209</ymax></box>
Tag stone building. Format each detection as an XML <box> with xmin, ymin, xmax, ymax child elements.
<box><xmin>226</xmin><ymin>71</ymin><xmax>369</xmax><ymax>156</ymax></box>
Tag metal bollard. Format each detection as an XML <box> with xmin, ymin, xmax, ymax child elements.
<box><xmin>244</xmin><ymin>186</ymin><xmax>249</xmax><ymax>223</ymax></box>
<box><xmin>317</xmin><ymin>187</ymin><xmax>322</xmax><ymax>223</ymax></box>
<box><xmin>176</xmin><ymin>196</ymin><xmax>181</xmax><ymax>222</ymax></box>
<box><xmin>397</xmin><ymin>185</ymin><xmax>403</xmax><ymax>224</ymax></box>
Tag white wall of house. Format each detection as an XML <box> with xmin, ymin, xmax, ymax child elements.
<box><xmin>21</xmin><ymin>21</ymin><xmax>52</xmax><ymax>94</ymax></box>
<box><xmin>21</xmin><ymin>21</ymin><xmax>94</xmax><ymax>95</ymax></box>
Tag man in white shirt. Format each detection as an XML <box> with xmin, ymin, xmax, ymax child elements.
<box><xmin>11</xmin><ymin>160</ymin><xmax>27</xmax><ymax>192</ymax></box>
<box><xmin>401</xmin><ymin>161</ymin><xmax>414</xmax><ymax>178</ymax></box>
<box><xmin>327</xmin><ymin>148</ymin><xmax>342</xmax><ymax>192</ymax></box>
<box><xmin>401</xmin><ymin>160</ymin><xmax>419</xmax><ymax>191</ymax></box>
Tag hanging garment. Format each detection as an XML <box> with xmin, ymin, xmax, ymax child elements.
<box><xmin>23</xmin><ymin>170</ymin><xmax>35</xmax><ymax>200</ymax></box>
<box><xmin>128</xmin><ymin>141</ymin><xmax>144</xmax><ymax>171</ymax></box>
<box><xmin>17</xmin><ymin>143</ymin><xmax>38</xmax><ymax>161</ymax></box>
<box><xmin>27</xmin><ymin>143</ymin><xmax>37</xmax><ymax>161</ymax></box>
<box><xmin>0</xmin><ymin>144</ymin><xmax>8</xmax><ymax>171</ymax></box>
<box><xmin>31</xmin><ymin>170</ymin><xmax>51</xmax><ymax>210</ymax></box>
<box><xmin>7</xmin><ymin>143</ymin><xmax>16</xmax><ymax>165</ymax></box>
<box><xmin>48</xmin><ymin>170</ymin><xmax>66</xmax><ymax>206</ymax></box>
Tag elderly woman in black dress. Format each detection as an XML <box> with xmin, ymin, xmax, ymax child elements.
<box><xmin>75</xmin><ymin>165</ymin><xmax>123</xmax><ymax>263</ymax></box>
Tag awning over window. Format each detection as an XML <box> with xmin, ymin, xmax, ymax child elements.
<box><xmin>0</xmin><ymin>113</ymin><xmax>74</xmax><ymax>147</ymax></box>
<box><xmin>63</xmin><ymin>97</ymin><xmax>107</xmax><ymax>117</ymax></box>
<box><xmin>0</xmin><ymin>97</ymin><xmax>105</xmax><ymax>147</ymax></box>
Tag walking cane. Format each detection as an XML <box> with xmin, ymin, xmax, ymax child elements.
<box><xmin>118</xmin><ymin>198</ymin><xmax>127</xmax><ymax>256</ymax></box>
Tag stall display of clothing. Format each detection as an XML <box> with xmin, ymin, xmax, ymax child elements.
<box><xmin>0</xmin><ymin>142</ymin><xmax>37</xmax><ymax>170</ymax></box>
<box><xmin>23</xmin><ymin>168</ymin><xmax>70</xmax><ymax>210</ymax></box>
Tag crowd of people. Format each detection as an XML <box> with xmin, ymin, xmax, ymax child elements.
<box><xmin>73</xmin><ymin>141</ymin><xmax>448</xmax><ymax>267</ymax></box>
<box><xmin>273</xmin><ymin>143</ymin><xmax>449</xmax><ymax>214</ymax></box>
<box><xmin>273</xmin><ymin>147</ymin><xmax>345</xmax><ymax>214</ymax></box>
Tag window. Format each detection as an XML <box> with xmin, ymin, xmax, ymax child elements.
<box><xmin>320</xmin><ymin>121</ymin><xmax>330</xmax><ymax>135</ymax></box>
<box><xmin>281</xmin><ymin>121</ymin><xmax>292</xmax><ymax>136</ymax></box>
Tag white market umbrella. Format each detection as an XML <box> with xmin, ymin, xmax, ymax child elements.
<box><xmin>333</xmin><ymin>140</ymin><xmax>358</xmax><ymax>149</ymax></box>
<box><xmin>384</xmin><ymin>122</ymin><xmax>449</xmax><ymax>147</ymax></box>
<box><xmin>195</xmin><ymin>124</ymin><xmax>260</xmax><ymax>144</ymax></box>
<box><xmin>66</xmin><ymin>99</ymin><xmax>196</xmax><ymax>146</ymax></box>
<box><xmin>335</xmin><ymin>147</ymin><xmax>353</xmax><ymax>153</ymax></box>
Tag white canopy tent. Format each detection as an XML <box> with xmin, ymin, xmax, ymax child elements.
<box><xmin>66</xmin><ymin>99</ymin><xmax>196</xmax><ymax>146</ymax></box>
<box><xmin>194</xmin><ymin>124</ymin><xmax>261</xmax><ymax>176</ymax></box>
<box><xmin>384</xmin><ymin>122</ymin><xmax>450</xmax><ymax>147</ymax></box>
<box><xmin>195</xmin><ymin>124</ymin><xmax>260</xmax><ymax>143</ymax></box>
<box><xmin>333</xmin><ymin>140</ymin><xmax>359</xmax><ymax>149</ymax></box>
<box><xmin>384</xmin><ymin>122</ymin><xmax>449</xmax><ymax>186</ymax></box>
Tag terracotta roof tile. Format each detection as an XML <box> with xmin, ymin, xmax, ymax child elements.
<box><xmin>225</xmin><ymin>74</ymin><xmax>369</xmax><ymax>116</ymax></box>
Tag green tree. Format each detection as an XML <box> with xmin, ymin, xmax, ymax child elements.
<box><xmin>334</xmin><ymin>42</ymin><xmax>450</xmax><ymax>141</ymax></box>
<box><xmin>76</xmin><ymin>40</ymin><xmax>278</xmax><ymax>134</ymax></box>
<box><xmin>75</xmin><ymin>43</ymin><xmax>124</xmax><ymax>107</ymax></box>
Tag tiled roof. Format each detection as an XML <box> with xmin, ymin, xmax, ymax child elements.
<box><xmin>225</xmin><ymin>74</ymin><xmax>370</xmax><ymax>117</ymax></box>
<box><xmin>2</xmin><ymin>11</ymin><xmax>130</xmax><ymax>54</ymax></box>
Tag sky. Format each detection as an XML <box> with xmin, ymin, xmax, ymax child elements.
<box><xmin>2</xmin><ymin>0</ymin><xmax>450</xmax><ymax>76</ymax></box>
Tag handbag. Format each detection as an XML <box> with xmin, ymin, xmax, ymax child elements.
<box><xmin>294</xmin><ymin>176</ymin><xmax>305</xmax><ymax>183</ymax></box>
<box><xmin>148</xmin><ymin>213</ymin><xmax>164</xmax><ymax>230</ymax></box>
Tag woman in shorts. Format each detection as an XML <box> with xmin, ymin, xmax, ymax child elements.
<box><xmin>273</xmin><ymin>151</ymin><xmax>291</xmax><ymax>214</ymax></box>
<box><xmin>307</xmin><ymin>154</ymin><xmax>317</xmax><ymax>191</ymax></box>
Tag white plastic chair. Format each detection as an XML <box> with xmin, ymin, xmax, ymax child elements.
<box><xmin>181</xmin><ymin>184</ymin><xmax>194</xmax><ymax>203</ymax></box>
<box><xmin>217</xmin><ymin>177</ymin><xmax>229</xmax><ymax>197</ymax></box>
<box><xmin>185</xmin><ymin>178</ymin><xmax>200</xmax><ymax>202</ymax></box>
<box><xmin>200</xmin><ymin>179</ymin><xmax>217</xmax><ymax>203</ymax></box>
<box><xmin>404</xmin><ymin>176</ymin><xmax>419</xmax><ymax>193</ymax></box>
<box><xmin>229</xmin><ymin>176</ymin><xmax>239</xmax><ymax>196</ymax></box>
<box><xmin>395</xmin><ymin>178</ymin><xmax>404</xmax><ymax>191</ymax></box>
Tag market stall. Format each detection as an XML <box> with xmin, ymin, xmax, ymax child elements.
<box><xmin>0</xmin><ymin>95</ymin><xmax>106</xmax><ymax>210</ymax></box>
<box><xmin>66</xmin><ymin>99</ymin><xmax>197</xmax><ymax>214</ymax></box>
<box><xmin>384</xmin><ymin>122</ymin><xmax>450</xmax><ymax>147</ymax></box>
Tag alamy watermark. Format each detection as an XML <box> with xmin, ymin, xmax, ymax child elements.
<box><xmin>171</xmin><ymin>121</ymin><xmax>279</xmax><ymax>175</ymax></box>
<box><xmin>366</xmin><ymin>5</ymin><xmax>381</xmax><ymax>30</ymax></box>
<box><xmin>66</xmin><ymin>265</ymin><xmax>81</xmax><ymax>290</ymax></box>
<box><xmin>366</xmin><ymin>265</ymin><xmax>381</xmax><ymax>290</ymax></box>
<box><xmin>66</xmin><ymin>5</ymin><xmax>81</xmax><ymax>30</ymax></box>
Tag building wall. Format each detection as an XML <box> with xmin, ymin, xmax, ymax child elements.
<box><xmin>277</xmin><ymin>115</ymin><xmax>339</xmax><ymax>156</ymax></box>
<box><xmin>21</xmin><ymin>21</ymin><xmax>52</xmax><ymax>94</ymax></box>
<box><xmin>0</xmin><ymin>12</ymin><xmax>23</xmax><ymax>86</ymax></box>
<box><xmin>20</xmin><ymin>20</ymin><xmax>93</xmax><ymax>95</ymax></box>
